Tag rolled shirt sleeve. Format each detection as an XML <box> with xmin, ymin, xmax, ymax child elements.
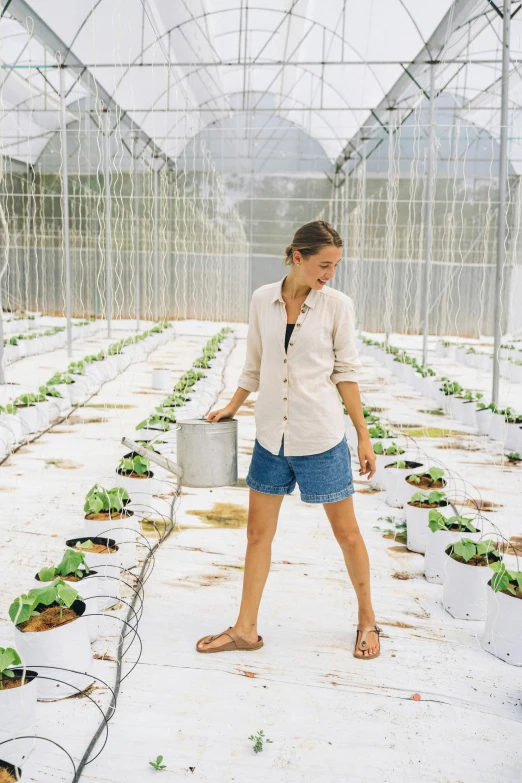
<box><xmin>238</xmin><ymin>292</ymin><xmax>262</xmax><ymax>393</ymax></box>
<box><xmin>330</xmin><ymin>296</ymin><xmax>362</xmax><ymax>385</ymax></box>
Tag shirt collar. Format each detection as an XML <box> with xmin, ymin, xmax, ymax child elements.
<box><xmin>271</xmin><ymin>277</ymin><xmax>321</xmax><ymax>309</ymax></box>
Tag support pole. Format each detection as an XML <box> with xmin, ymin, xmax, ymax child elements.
<box><xmin>359</xmin><ymin>150</ymin><xmax>367</xmax><ymax>332</ymax></box>
<box><xmin>492</xmin><ymin>0</ymin><xmax>512</xmax><ymax>405</ymax></box>
<box><xmin>133</xmin><ymin>137</ymin><xmax>140</xmax><ymax>331</ymax></box>
<box><xmin>384</xmin><ymin>119</ymin><xmax>394</xmax><ymax>343</ymax></box>
<box><xmin>59</xmin><ymin>66</ymin><xmax>73</xmax><ymax>357</ymax></box>
<box><xmin>0</xmin><ymin>274</ymin><xmax>4</xmax><ymax>385</ymax></box>
<box><xmin>103</xmin><ymin>109</ymin><xmax>112</xmax><ymax>338</ymax></box>
<box><xmin>421</xmin><ymin>63</ymin><xmax>437</xmax><ymax>366</ymax></box>
<box><xmin>153</xmin><ymin>162</ymin><xmax>159</xmax><ymax>322</ymax></box>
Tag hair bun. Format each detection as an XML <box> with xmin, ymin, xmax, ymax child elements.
<box><xmin>285</xmin><ymin>244</ymin><xmax>293</xmax><ymax>257</ymax></box>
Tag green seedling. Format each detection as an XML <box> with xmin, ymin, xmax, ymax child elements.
<box><xmin>137</xmin><ymin>414</ymin><xmax>172</xmax><ymax>431</ymax></box>
<box><xmin>84</xmin><ymin>484</ymin><xmax>130</xmax><ymax>515</ymax></box>
<box><xmin>488</xmin><ymin>561</ymin><xmax>522</xmax><ymax>595</ymax></box>
<box><xmin>38</xmin><ymin>549</ymin><xmax>90</xmax><ymax>583</ymax></box>
<box><xmin>118</xmin><ymin>454</ymin><xmax>150</xmax><ymax>476</ymax></box>
<box><xmin>447</xmin><ymin>538</ymin><xmax>500</xmax><ymax>563</ymax></box>
<box><xmin>39</xmin><ymin>384</ymin><xmax>62</xmax><ymax>398</ymax></box>
<box><xmin>508</xmin><ymin>452</ymin><xmax>521</xmax><ymax>460</ymax></box>
<box><xmin>410</xmin><ymin>490</ymin><xmax>446</xmax><ymax>506</ymax></box>
<box><xmin>249</xmin><ymin>730</ymin><xmax>273</xmax><ymax>754</ymax></box>
<box><xmin>74</xmin><ymin>540</ymin><xmax>94</xmax><ymax>551</ymax></box>
<box><xmin>47</xmin><ymin>372</ymin><xmax>74</xmax><ymax>386</ymax></box>
<box><xmin>428</xmin><ymin>511</ymin><xmax>477</xmax><ymax>533</ymax></box>
<box><xmin>9</xmin><ymin>579</ymin><xmax>80</xmax><ymax>626</ymax></box>
<box><xmin>149</xmin><ymin>755</ymin><xmax>167</xmax><ymax>771</ymax></box>
<box><xmin>0</xmin><ymin>647</ymin><xmax>22</xmax><ymax>689</ymax></box>
<box><xmin>390</xmin><ymin>460</ymin><xmax>407</xmax><ymax>469</ymax></box>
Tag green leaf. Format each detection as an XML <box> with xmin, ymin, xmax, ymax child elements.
<box><xmin>428</xmin><ymin>467</ymin><xmax>444</xmax><ymax>483</ymax></box>
<box><xmin>38</xmin><ymin>566</ymin><xmax>57</xmax><ymax>583</ymax></box>
<box><xmin>452</xmin><ymin>539</ymin><xmax>476</xmax><ymax>562</ymax></box>
<box><xmin>55</xmin><ymin>581</ymin><xmax>79</xmax><ymax>608</ymax></box>
<box><xmin>373</xmin><ymin>442</ymin><xmax>384</xmax><ymax>455</ymax></box>
<box><xmin>0</xmin><ymin>647</ymin><xmax>21</xmax><ymax>675</ymax></box>
<box><xmin>9</xmin><ymin>594</ymin><xmax>35</xmax><ymax>625</ymax></box>
<box><xmin>428</xmin><ymin>510</ymin><xmax>448</xmax><ymax>532</ymax></box>
<box><xmin>427</xmin><ymin>490</ymin><xmax>446</xmax><ymax>505</ymax></box>
<box><xmin>75</xmin><ymin>539</ymin><xmax>94</xmax><ymax>550</ymax></box>
<box><xmin>57</xmin><ymin>549</ymin><xmax>86</xmax><ymax>577</ymax></box>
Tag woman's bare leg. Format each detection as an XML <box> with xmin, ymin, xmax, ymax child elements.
<box><xmin>323</xmin><ymin>496</ymin><xmax>379</xmax><ymax>657</ymax></box>
<box><xmin>197</xmin><ymin>489</ymin><xmax>284</xmax><ymax>650</ymax></box>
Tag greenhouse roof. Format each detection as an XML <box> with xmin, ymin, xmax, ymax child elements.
<box><xmin>0</xmin><ymin>1</ymin><xmax>522</xmax><ymax>169</ymax></box>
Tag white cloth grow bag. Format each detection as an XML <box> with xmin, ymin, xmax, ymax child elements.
<box><xmin>82</xmin><ymin>515</ymin><xmax>140</xmax><ymax>571</ymax></box>
<box><xmin>424</xmin><ymin>529</ymin><xmax>482</xmax><ymax>584</ymax></box>
<box><xmin>33</xmin><ymin>576</ymin><xmax>100</xmax><ymax>644</ymax></box>
<box><xmin>13</xmin><ymin>600</ymin><xmax>93</xmax><ymax>700</ymax></box>
<box><xmin>0</xmin><ymin>668</ymin><xmax>38</xmax><ymax>766</ymax></box>
<box><xmin>406</xmin><ymin>502</ymin><xmax>452</xmax><ymax>555</ymax></box>
<box><xmin>442</xmin><ymin>554</ymin><xmax>492</xmax><ymax>620</ymax></box>
<box><xmin>66</xmin><ymin>535</ymin><xmax>122</xmax><ymax>608</ymax></box>
<box><xmin>384</xmin><ymin>462</ymin><xmax>423</xmax><ymax>508</ymax></box>
<box><xmin>480</xmin><ymin>586</ymin><xmax>522</xmax><ymax>666</ymax></box>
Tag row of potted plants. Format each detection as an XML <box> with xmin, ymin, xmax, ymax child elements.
<box><xmin>2</xmin><ymin>320</ymin><xmax>99</xmax><ymax>365</ymax></box>
<box><xmin>357</xmin><ymin>378</ymin><xmax>521</xmax><ymax>667</ymax></box>
<box><xmin>0</xmin><ymin>326</ymin><xmax>238</xmax><ymax>776</ymax></box>
<box><xmin>437</xmin><ymin>339</ymin><xmax>522</xmax><ymax>388</ymax></box>
<box><xmin>0</xmin><ymin>323</ymin><xmax>173</xmax><ymax>461</ymax></box>
<box><xmin>358</xmin><ymin>336</ymin><xmax>522</xmax><ymax>455</ymax></box>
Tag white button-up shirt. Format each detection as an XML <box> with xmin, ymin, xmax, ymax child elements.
<box><xmin>237</xmin><ymin>277</ymin><xmax>362</xmax><ymax>456</ymax></box>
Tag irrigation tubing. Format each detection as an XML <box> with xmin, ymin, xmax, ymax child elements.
<box><xmin>71</xmin><ymin>485</ymin><xmax>179</xmax><ymax>782</ymax></box>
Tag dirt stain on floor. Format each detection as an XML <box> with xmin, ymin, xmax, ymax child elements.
<box><xmin>186</xmin><ymin>502</ymin><xmax>248</xmax><ymax>528</ymax></box>
<box><xmin>45</xmin><ymin>458</ymin><xmax>82</xmax><ymax>469</ymax></box>
<box><xmin>393</xmin><ymin>571</ymin><xmax>413</xmax><ymax>580</ymax></box>
<box><xmin>460</xmin><ymin>498</ymin><xmax>502</xmax><ymax>512</ymax></box>
<box><xmin>397</xmin><ymin>426</ymin><xmax>466</xmax><ymax>438</ymax></box>
<box><xmin>388</xmin><ymin>544</ymin><xmax>417</xmax><ymax>554</ymax></box>
<box><xmin>86</xmin><ymin>403</ymin><xmax>136</xmax><ymax>409</ymax></box>
<box><xmin>435</xmin><ymin>440</ymin><xmax>481</xmax><ymax>451</ymax></box>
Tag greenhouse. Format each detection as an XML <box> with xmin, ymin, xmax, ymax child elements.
<box><xmin>0</xmin><ymin>1</ymin><xmax>521</xmax><ymax>781</ymax></box>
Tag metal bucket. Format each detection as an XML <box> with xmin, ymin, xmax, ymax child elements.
<box><xmin>177</xmin><ymin>418</ymin><xmax>237</xmax><ymax>488</ymax></box>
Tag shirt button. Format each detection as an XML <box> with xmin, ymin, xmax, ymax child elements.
<box><xmin>301</xmin><ymin>307</ymin><xmax>306</xmax><ymax>313</ymax></box>
<box><xmin>283</xmin><ymin>396</ymin><xmax>287</xmax><ymax>401</ymax></box>
<box><xmin>289</xmin><ymin>342</ymin><xmax>294</xmax><ymax>346</ymax></box>
<box><xmin>284</xmin><ymin>358</ymin><xmax>287</xmax><ymax>363</ymax></box>
<box><xmin>284</xmin><ymin>416</ymin><xmax>287</xmax><ymax>420</ymax></box>
<box><xmin>283</xmin><ymin>378</ymin><xmax>287</xmax><ymax>383</ymax></box>
<box><xmin>296</xmin><ymin>323</ymin><xmax>300</xmax><ymax>328</ymax></box>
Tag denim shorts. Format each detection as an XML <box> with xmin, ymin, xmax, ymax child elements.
<box><xmin>246</xmin><ymin>436</ymin><xmax>354</xmax><ymax>504</ymax></box>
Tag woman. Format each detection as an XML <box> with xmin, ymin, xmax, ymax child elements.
<box><xmin>196</xmin><ymin>220</ymin><xmax>380</xmax><ymax>659</ymax></box>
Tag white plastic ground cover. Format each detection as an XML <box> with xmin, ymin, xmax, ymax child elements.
<box><xmin>45</xmin><ymin>334</ymin><xmax>518</xmax><ymax>783</ymax></box>
<box><xmin>2</xmin><ymin>319</ymin><xmax>100</xmax><ymax>366</ymax></box>
<box><xmin>0</xmin><ymin>322</ymin><xmax>234</xmax><ymax>776</ymax></box>
<box><xmin>0</xmin><ymin>322</ymin><xmax>174</xmax><ymax>460</ymax></box>
<box><xmin>1</xmin><ymin>326</ymin><xmax>520</xmax><ymax>782</ymax></box>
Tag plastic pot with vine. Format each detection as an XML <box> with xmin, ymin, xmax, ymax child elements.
<box><xmin>81</xmin><ymin>485</ymin><xmax>135</xmax><ymax>568</ymax></box>
<box><xmin>384</xmin><ymin>460</ymin><xmax>423</xmax><ymax>508</ymax></box>
<box><xmin>33</xmin><ymin>549</ymin><xmax>101</xmax><ymax>644</ymax></box>
<box><xmin>480</xmin><ymin>562</ymin><xmax>522</xmax><ymax>665</ymax></box>
<box><xmin>399</xmin><ymin>466</ymin><xmax>446</xmax><ymax>509</ymax></box>
<box><xmin>9</xmin><ymin>582</ymin><xmax>93</xmax><ymax>701</ymax></box>
<box><xmin>442</xmin><ymin>539</ymin><xmax>501</xmax><ymax>620</ymax></box>
<box><xmin>115</xmin><ymin>453</ymin><xmax>163</xmax><ymax>498</ymax></box>
<box><xmin>370</xmin><ymin>442</ymin><xmax>405</xmax><ymax>490</ymax></box>
<box><xmin>405</xmin><ymin>490</ymin><xmax>452</xmax><ymax>554</ymax></box>
<box><xmin>0</xmin><ymin>648</ymin><xmax>38</xmax><ymax>768</ymax></box>
<box><xmin>424</xmin><ymin>512</ymin><xmax>482</xmax><ymax>584</ymax></box>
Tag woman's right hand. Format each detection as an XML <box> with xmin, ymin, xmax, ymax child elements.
<box><xmin>207</xmin><ymin>404</ymin><xmax>237</xmax><ymax>423</ymax></box>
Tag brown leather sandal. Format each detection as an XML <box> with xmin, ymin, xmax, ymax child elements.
<box><xmin>196</xmin><ymin>626</ymin><xmax>264</xmax><ymax>654</ymax></box>
<box><xmin>353</xmin><ymin>624</ymin><xmax>382</xmax><ymax>660</ymax></box>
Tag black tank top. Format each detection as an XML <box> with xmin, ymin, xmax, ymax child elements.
<box><xmin>285</xmin><ymin>324</ymin><xmax>295</xmax><ymax>353</ymax></box>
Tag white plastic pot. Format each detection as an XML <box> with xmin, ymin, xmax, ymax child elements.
<box><xmin>116</xmin><ymin>471</ymin><xmax>163</xmax><ymax>498</ymax></box>
<box><xmin>424</xmin><ymin>528</ymin><xmax>482</xmax><ymax>584</ymax></box>
<box><xmin>442</xmin><ymin>553</ymin><xmax>493</xmax><ymax>620</ymax></box>
<box><xmin>384</xmin><ymin>461</ymin><xmax>423</xmax><ymax>507</ymax></box>
<box><xmin>152</xmin><ymin>368</ymin><xmax>172</xmax><ymax>390</ymax></box>
<box><xmin>405</xmin><ymin>501</ymin><xmax>453</xmax><ymax>554</ymax></box>
<box><xmin>13</xmin><ymin>600</ymin><xmax>93</xmax><ymax>700</ymax></box>
<box><xmin>33</xmin><ymin>575</ymin><xmax>100</xmax><ymax>644</ymax></box>
<box><xmin>488</xmin><ymin>413</ymin><xmax>507</xmax><ymax>442</ymax></box>
<box><xmin>476</xmin><ymin>408</ymin><xmax>493</xmax><ymax>436</ymax></box>
<box><xmin>480</xmin><ymin>586</ymin><xmax>522</xmax><ymax>666</ymax></box>
<box><xmin>81</xmin><ymin>514</ymin><xmax>138</xmax><ymax>570</ymax></box>
<box><xmin>0</xmin><ymin>668</ymin><xmax>38</xmax><ymax>766</ymax></box>
<box><xmin>505</xmin><ymin>423</ymin><xmax>522</xmax><ymax>452</ymax></box>
<box><xmin>15</xmin><ymin>406</ymin><xmax>39</xmax><ymax>435</ymax></box>
<box><xmin>0</xmin><ymin>414</ymin><xmax>25</xmax><ymax>447</ymax></box>
<box><xmin>34</xmin><ymin>402</ymin><xmax>53</xmax><ymax>431</ymax></box>
<box><xmin>397</xmin><ymin>469</ymin><xmax>435</xmax><ymax>509</ymax></box>
<box><xmin>65</xmin><ymin>534</ymin><xmax>122</xmax><ymax>609</ymax></box>
<box><xmin>460</xmin><ymin>401</ymin><xmax>477</xmax><ymax>428</ymax></box>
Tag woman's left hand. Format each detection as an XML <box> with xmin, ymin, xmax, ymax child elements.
<box><xmin>358</xmin><ymin>434</ymin><xmax>376</xmax><ymax>479</ymax></box>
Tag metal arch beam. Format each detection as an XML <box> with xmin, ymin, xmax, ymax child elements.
<box><xmin>0</xmin><ymin>0</ymin><xmax>171</xmax><ymax>167</ymax></box>
<box><xmin>332</xmin><ymin>0</ymin><xmax>487</xmax><ymax>173</ymax></box>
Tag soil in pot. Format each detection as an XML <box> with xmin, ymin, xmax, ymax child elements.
<box><xmin>406</xmin><ymin>474</ymin><xmax>446</xmax><ymax>489</ymax></box>
<box><xmin>448</xmin><ymin>552</ymin><xmax>501</xmax><ymax>567</ymax></box>
<box><xmin>0</xmin><ymin>675</ymin><xmax>32</xmax><ymax>691</ymax></box>
<box><xmin>408</xmin><ymin>500</ymin><xmax>449</xmax><ymax>510</ymax></box>
<box><xmin>384</xmin><ymin>461</ymin><xmax>421</xmax><ymax>471</ymax></box>
<box><xmin>116</xmin><ymin>469</ymin><xmax>154</xmax><ymax>480</ymax></box>
<box><xmin>18</xmin><ymin>604</ymin><xmax>78</xmax><ymax>633</ymax></box>
<box><xmin>71</xmin><ymin>541</ymin><xmax>118</xmax><ymax>554</ymax></box>
<box><xmin>84</xmin><ymin>507</ymin><xmax>133</xmax><ymax>522</ymax></box>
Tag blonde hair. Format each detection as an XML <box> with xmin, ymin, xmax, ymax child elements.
<box><xmin>284</xmin><ymin>220</ymin><xmax>342</xmax><ymax>265</ymax></box>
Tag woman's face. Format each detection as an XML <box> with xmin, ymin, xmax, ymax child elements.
<box><xmin>293</xmin><ymin>245</ymin><xmax>342</xmax><ymax>290</ymax></box>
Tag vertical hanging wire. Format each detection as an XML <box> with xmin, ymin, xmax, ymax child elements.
<box><xmin>133</xmin><ymin>137</ymin><xmax>140</xmax><ymax>330</ymax></box>
<box><xmin>59</xmin><ymin>63</ymin><xmax>73</xmax><ymax>356</ymax></box>
<box><xmin>421</xmin><ymin>63</ymin><xmax>437</xmax><ymax>364</ymax></box>
<box><xmin>384</xmin><ymin>117</ymin><xmax>395</xmax><ymax>342</ymax></box>
<box><xmin>103</xmin><ymin>107</ymin><xmax>112</xmax><ymax>338</ymax></box>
